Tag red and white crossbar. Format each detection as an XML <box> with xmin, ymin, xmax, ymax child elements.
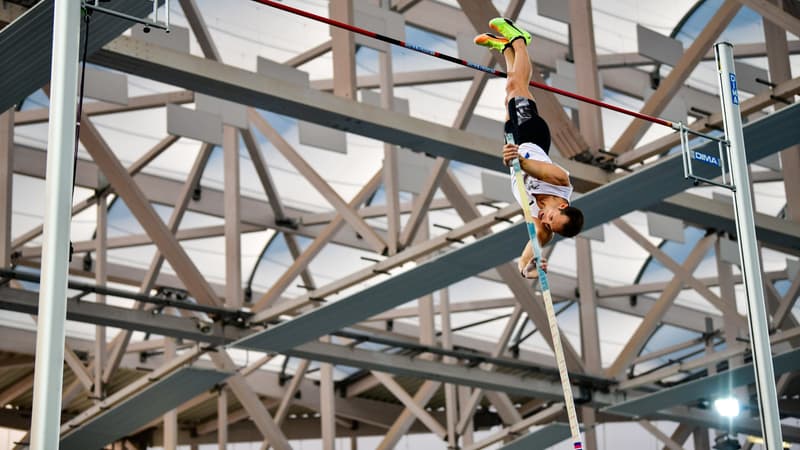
<box><xmin>251</xmin><ymin>0</ymin><xmax>677</xmax><ymax>130</ymax></box>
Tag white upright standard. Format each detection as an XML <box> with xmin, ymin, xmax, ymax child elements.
<box><xmin>715</xmin><ymin>41</ymin><xmax>783</xmax><ymax>447</ymax></box>
<box><xmin>28</xmin><ymin>2</ymin><xmax>81</xmax><ymax>450</ymax></box>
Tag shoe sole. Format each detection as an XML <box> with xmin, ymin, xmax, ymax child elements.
<box><xmin>474</xmin><ymin>33</ymin><xmax>508</xmax><ymax>51</ymax></box>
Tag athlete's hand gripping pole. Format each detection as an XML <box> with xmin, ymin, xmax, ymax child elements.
<box><xmin>505</xmin><ymin>133</ymin><xmax>583</xmax><ymax>449</ymax></box>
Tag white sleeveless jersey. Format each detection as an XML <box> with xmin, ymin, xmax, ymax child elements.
<box><xmin>509</xmin><ymin>142</ymin><xmax>573</xmax><ymax>216</ymax></box>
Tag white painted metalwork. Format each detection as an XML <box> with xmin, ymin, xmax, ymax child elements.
<box><xmin>715</xmin><ymin>41</ymin><xmax>783</xmax><ymax>449</ymax></box>
<box><xmin>28</xmin><ymin>2</ymin><xmax>81</xmax><ymax>449</ymax></box>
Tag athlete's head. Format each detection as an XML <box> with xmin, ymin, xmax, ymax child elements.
<box><xmin>539</xmin><ymin>204</ymin><xmax>584</xmax><ymax>238</ymax></box>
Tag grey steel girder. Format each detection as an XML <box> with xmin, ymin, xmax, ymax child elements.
<box><xmin>232</xmin><ymin>102</ymin><xmax>800</xmax><ymax>354</ymax></box>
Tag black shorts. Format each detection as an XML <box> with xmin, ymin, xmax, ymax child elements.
<box><xmin>504</xmin><ymin>96</ymin><xmax>551</xmax><ymax>154</ymax></box>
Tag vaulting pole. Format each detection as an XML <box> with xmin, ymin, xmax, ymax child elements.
<box><xmin>715</xmin><ymin>42</ymin><xmax>783</xmax><ymax>448</ymax></box>
<box><xmin>507</xmin><ymin>134</ymin><xmax>582</xmax><ymax>449</ymax></box>
<box><xmin>29</xmin><ymin>2</ymin><xmax>81</xmax><ymax>449</ymax></box>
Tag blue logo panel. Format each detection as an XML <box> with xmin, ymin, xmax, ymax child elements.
<box><xmin>692</xmin><ymin>151</ymin><xmax>720</xmax><ymax>167</ymax></box>
<box><xmin>729</xmin><ymin>73</ymin><xmax>739</xmax><ymax>105</ymax></box>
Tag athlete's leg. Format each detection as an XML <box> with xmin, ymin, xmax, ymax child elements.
<box><xmin>504</xmin><ymin>36</ymin><xmax>534</xmax><ymax>104</ymax></box>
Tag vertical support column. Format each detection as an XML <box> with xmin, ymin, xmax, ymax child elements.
<box><xmin>380</xmin><ymin>0</ymin><xmax>399</xmax><ymax>256</ymax></box>
<box><xmin>416</xmin><ymin>213</ymin><xmax>436</xmax><ymax>351</ymax></box>
<box><xmin>320</xmin><ymin>342</ymin><xmax>336</xmax><ymax>450</ymax></box>
<box><xmin>439</xmin><ymin>288</ymin><xmax>458</xmax><ymax>448</ymax></box>
<box><xmin>0</xmin><ymin>109</ymin><xmax>12</xmax><ymax>268</ymax></box>
<box><xmin>28</xmin><ymin>2</ymin><xmax>81</xmax><ymax>449</ymax></box>
<box><xmin>224</xmin><ymin>126</ymin><xmax>242</xmax><ymax>308</ymax></box>
<box><xmin>330</xmin><ymin>0</ymin><xmax>357</xmax><ymax>100</ymax></box>
<box><xmin>568</xmin><ymin>0</ymin><xmax>604</xmax><ymax>151</ymax></box>
<box><xmin>94</xmin><ymin>191</ymin><xmax>108</xmax><ymax>399</ymax></box>
<box><xmin>163</xmin><ymin>338</ymin><xmax>178</xmax><ymax>450</ymax></box>
<box><xmin>715</xmin><ymin>239</ymin><xmax>745</xmax><ymax>368</ymax></box>
<box><xmin>458</xmin><ymin>386</ymin><xmax>474</xmax><ymax>445</ymax></box>
<box><xmin>218</xmin><ymin>388</ymin><xmax>228</xmax><ymax>450</ymax></box>
<box><xmin>715</xmin><ymin>42</ymin><xmax>783</xmax><ymax>448</ymax></box>
<box><xmin>693</xmin><ymin>428</ymin><xmax>711</xmax><ymax>450</ymax></box>
<box><xmin>576</xmin><ymin>236</ymin><xmax>600</xmax><ymax>450</ymax></box>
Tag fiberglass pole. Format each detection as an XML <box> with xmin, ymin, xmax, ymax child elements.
<box><xmin>714</xmin><ymin>41</ymin><xmax>783</xmax><ymax>448</ymax></box>
<box><xmin>28</xmin><ymin>2</ymin><xmax>81</xmax><ymax>449</ymax></box>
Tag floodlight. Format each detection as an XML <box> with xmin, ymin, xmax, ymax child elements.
<box><xmin>714</xmin><ymin>397</ymin><xmax>740</xmax><ymax>418</ymax></box>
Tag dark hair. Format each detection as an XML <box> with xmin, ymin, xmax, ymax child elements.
<box><xmin>559</xmin><ymin>206</ymin><xmax>584</xmax><ymax>238</ymax></box>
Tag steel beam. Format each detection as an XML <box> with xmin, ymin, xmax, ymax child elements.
<box><xmin>650</xmin><ymin>406</ymin><xmax>800</xmax><ymax>443</ymax></box>
<box><xmin>606</xmin><ymin>347</ymin><xmax>800</xmax><ymax>417</ymax></box>
<box><xmin>14</xmin><ymin>91</ymin><xmax>194</xmax><ymax>126</ymax></box>
<box><xmin>233</xmin><ymin>103</ymin><xmax>800</xmax><ymax>356</ymax></box>
<box><xmin>376</xmin><ymin>380</ymin><xmax>440</xmax><ymax>450</ymax></box>
<box><xmin>223</xmin><ymin>126</ymin><xmax>242</xmax><ymax>308</ymax></box>
<box><xmin>59</xmin><ymin>366</ymin><xmax>229</xmax><ymax>450</ymax></box>
<box><xmin>0</xmin><ymin>286</ymin><xmax>247</xmax><ymax>344</ymax></box>
<box><xmin>0</xmin><ymin>109</ymin><xmax>12</xmax><ymax>267</ymax></box>
<box><xmin>0</xmin><ymin>0</ymin><xmax>159</xmax><ymax>112</ymax></box>
<box><xmin>208</xmin><ymin>351</ymin><xmax>292</xmax><ymax>450</ymax></box>
<box><xmin>613</xmin><ymin>219</ymin><xmax>744</xmax><ymax>322</ymax></box>
<box><xmin>615</xmin><ymin>76</ymin><xmax>800</xmax><ymax>167</ymax></box>
<box><xmin>738</xmin><ymin>0</ymin><xmax>800</xmax><ymax>36</ymax></box>
<box><xmin>569</xmin><ymin>0</ymin><xmax>605</xmax><ymax>151</ymax></box>
<box><xmin>251</xmin><ymin>170</ymin><xmax>383</xmax><ymax>311</ymax></box>
<box><xmin>177</xmin><ymin>0</ymin><xmax>221</xmax><ymax>60</ymax></box>
<box><xmin>280</xmin><ymin>340</ymin><xmax>619</xmax><ymax>404</ymax></box>
<box><xmin>648</xmin><ymin>193</ymin><xmax>800</xmax><ymax>257</ymax></box>
<box><xmin>605</xmin><ymin>234</ymin><xmax>718</xmax><ymax>378</ymax></box>
<box><xmin>90</xmin><ymin>36</ymin><xmax>505</xmax><ymax>172</ymax></box>
<box><xmin>248</xmin><ymin>110</ymin><xmax>386</xmax><ymax>253</ymax></box>
<box><xmin>79</xmin><ymin>117</ymin><xmax>222</xmax><ymax>308</ymax></box>
<box><xmin>611</xmin><ymin>0</ymin><xmax>742</xmax><ymax>153</ymax></box>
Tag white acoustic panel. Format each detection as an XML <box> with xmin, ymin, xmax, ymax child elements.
<box><xmin>581</xmin><ymin>224</ymin><xmax>605</xmax><ymax>242</ymax></box>
<box><xmin>551</xmin><ymin>60</ymin><xmax>603</xmax><ymax>111</ymax></box>
<box><xmin>457</xmin><ymin>32</ymin><xmax>484</xmax><ymax>64</ymax></box>
<box><xmin>298</xmin><ymin>121</ymin><xmax>347</xmax><ymax>154</ymax></box>
<box><xmin>550</xmin><ymin>72</ymin><xmax>579</xmax><ymax>110</ymax></box>
<box><xmin>787</xmin><ymin>258</ymin><xmax>799</xmax><ymax>281</ymax></box>
<box><xmin>537</xmin><ymin>0</ymin><xmax>570</xmax><ymax>23</ymax></box>
<box><xmin>467</xmin><ymin>114</ymin><xmax>504</xmax><ymax>141</ymax></box>
<box><xmin>646</xmin><ymin>212</ymin><xmax>685</xmax><ymax>243</ymax></box>
<box><xmin>556</xmin><ymin>59</ymin><xmax>576</xmax><ymax>78</ymax></box>
<box><xmin>733</xmin><ymin>61</ymin><xmax>769</xmax><ymax>94</ymax></box>
<box><xmin>712</xmin><ymin>192</ymin><xmax>733</xmax><ymax>204</ymax></box>
<box><xmin>360</xmin><ymin>89</ymin><xmax>409</xmax><ymax>115</ymax></box>
<box><xmin>352</xmin><ymin>3</ymin><xmax>405</xmax><ymax>52</ymax></box>
<box><xmin>397</xmin><ymin>148</ymin><xmax>435</xmax><ymax>194</ymax></box>
<box><xmin>636</xmin><ymin>25</ymin><xmax>683</xmax><ymax>67</ymax></box>
<box><xmin>81</xmin><ymin>67</ymin><xmax>128</xmax><ymax>105</ymax></box>
<box><xmin>643</xmin><ymin>86</ymin><xmax>687</xmax><ymax>123</ymax></box>
<box><xmin>132</xmin><ymin>24</ymin><xmax>190</xmax><ymax>54</ymax></box>
<box><xmin>481</xmin><ymin>171</ymin><xmax>515</xmax><ymax>204</ymax></box>
<box><xmin>166</xmin><ymin>104</ymin><xmax>223</xmax><ymax>145</ymax></box>
<box><xmin>195</xmin><ymin>93</ymin><xmax>247</xmax><ymax>129</ymax></box>
<box><xmin>256</xmin><ymin>56</ymin><xmax>310</xmax><ymax>88</ymax></box>
<box><xmin>718</xmin><ymin>235</ymin><xmax>741</xmax><ymax>266</ymax></box>
<box><xmin>755</xmin><ymin>153</ymin><xmax>781</xmax><ymax>171</ymax></box>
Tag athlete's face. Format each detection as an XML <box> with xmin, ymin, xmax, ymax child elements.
<box><xmin>537</xmin><ymin>204</ymin><xmax>570</xmax><ymax>235</ymax></box>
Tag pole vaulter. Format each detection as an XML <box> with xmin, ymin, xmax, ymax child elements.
<box><xmin>246</xmin><ymin>2</ymin><xmax>741</xmax><ymax>449</ymax></box>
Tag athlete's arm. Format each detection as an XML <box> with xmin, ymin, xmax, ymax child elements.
<box><xmin>502</xmin><ymin>144</ymin><xmax>569</xmax><ymax>186</ymax></box>
<box><xmin>518</xmin><ymin>236</ymin><xmax>550</xmax><ymax>279</ymax></box>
